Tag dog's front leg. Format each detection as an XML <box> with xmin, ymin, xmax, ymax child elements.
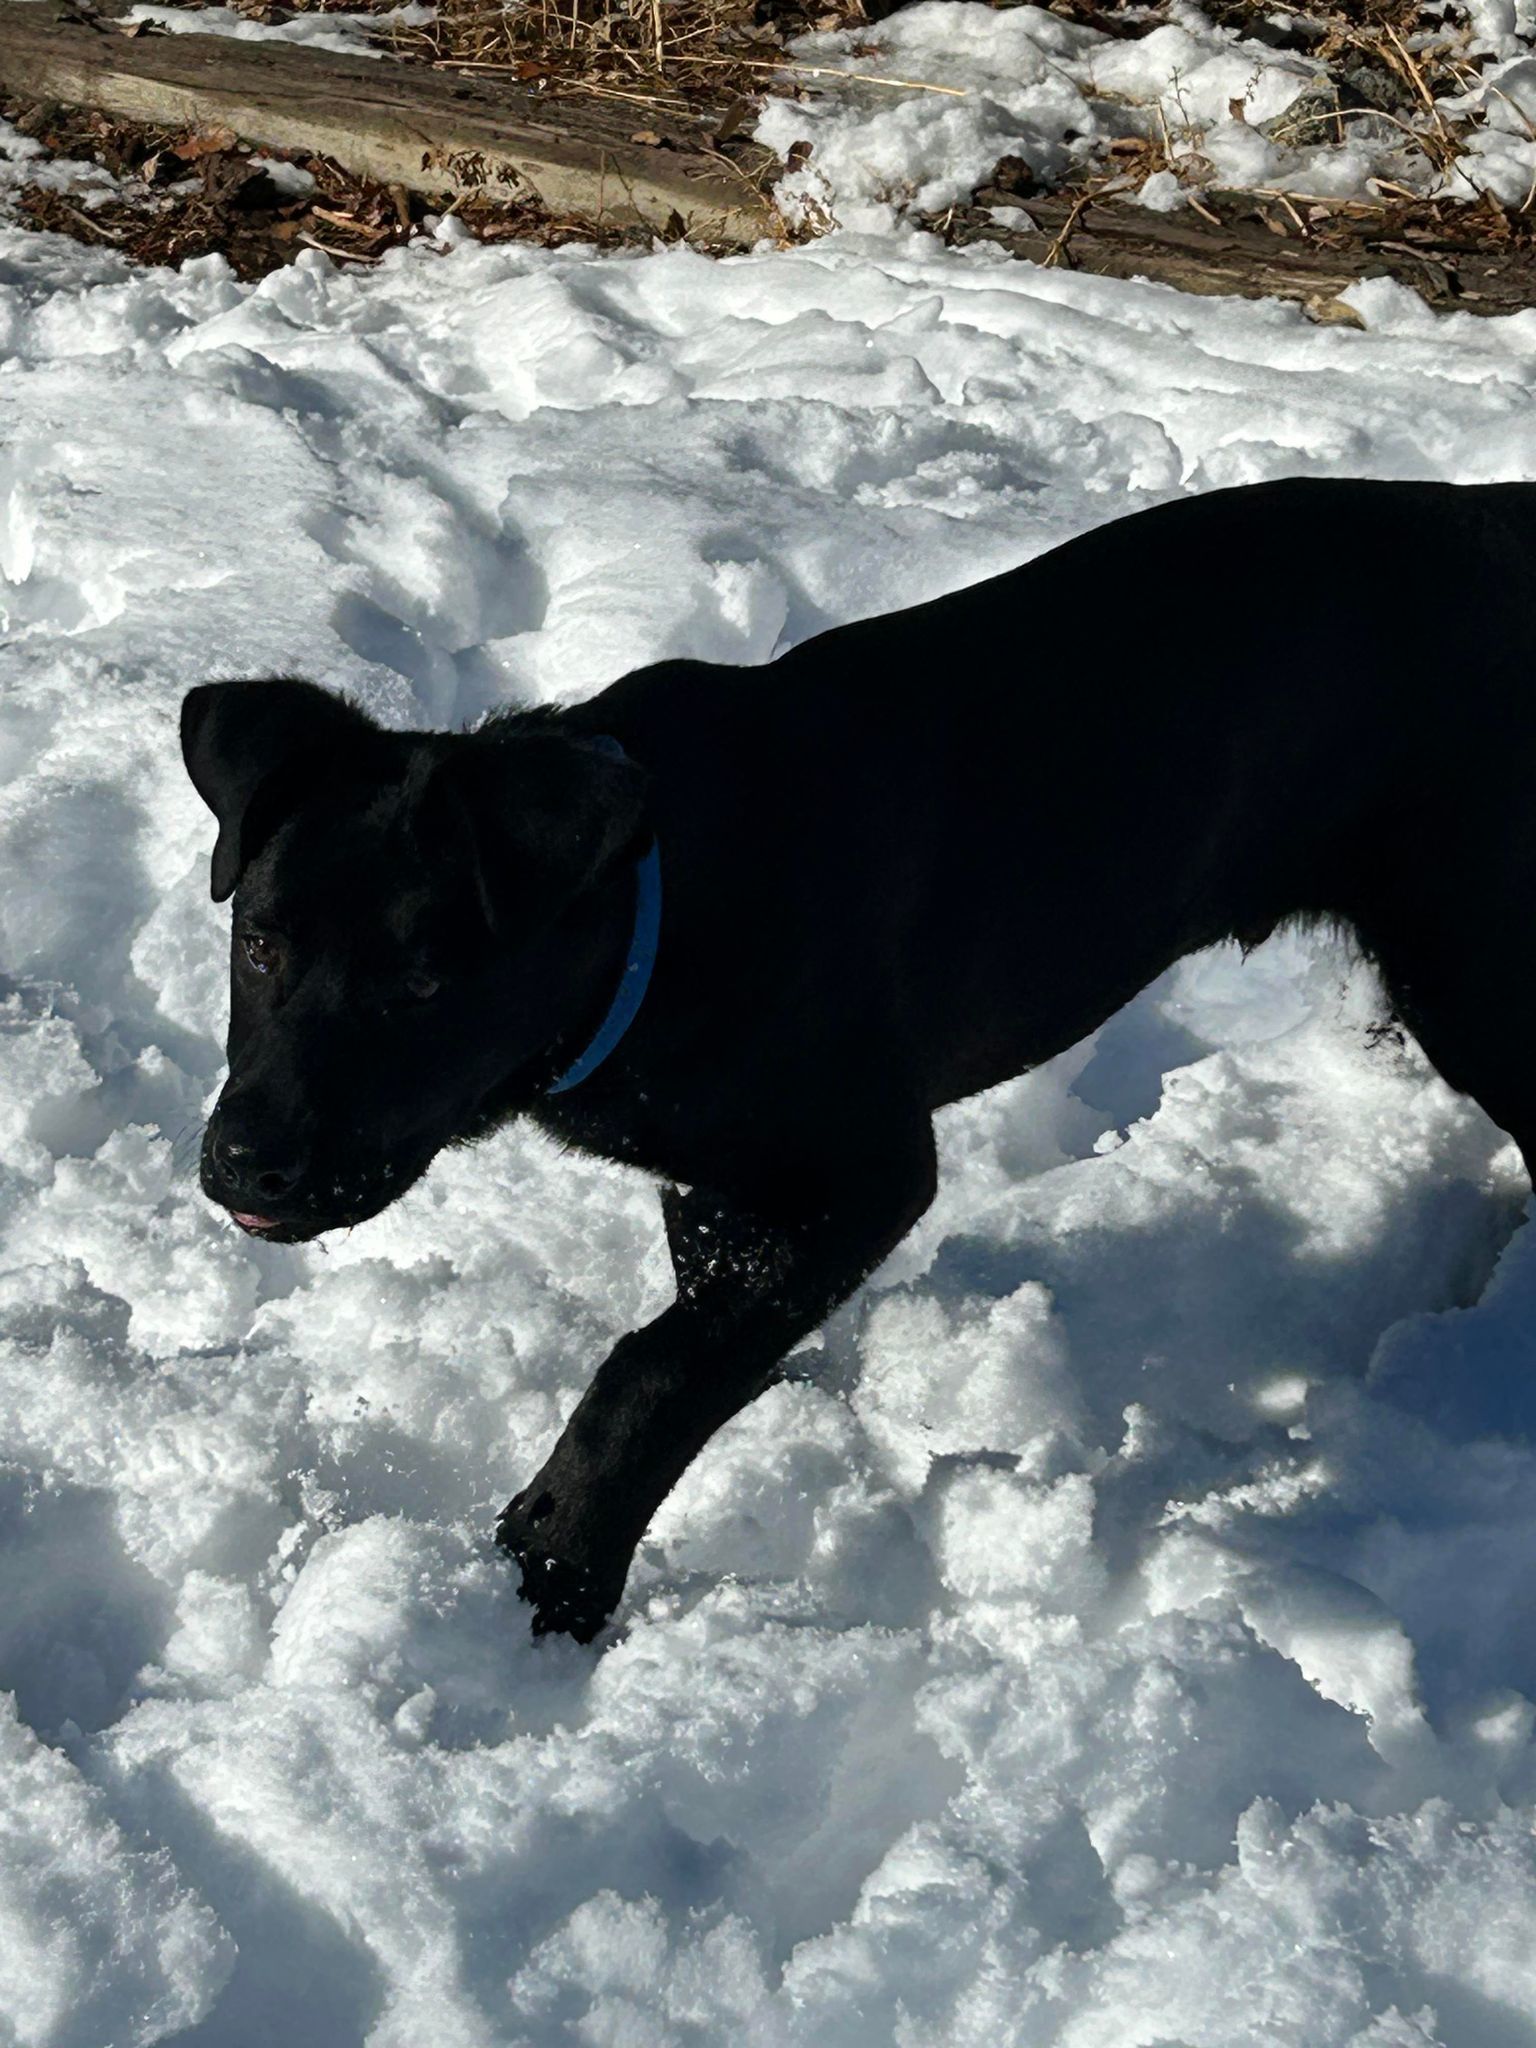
<box><xmin>496</xmin><ymin>1130</ymin><xmax>937</xmax><ymax>1641</ymax></box>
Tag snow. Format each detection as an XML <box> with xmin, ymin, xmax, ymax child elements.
<box><xmin>124</xmin><ymin>3</ymin><xmax>435</xmax><ymax>60</ymax></box>
<box><xmin>11</xmin><ymin>47</ymin><xmax>1536</xmax><ymax>2045</ymax></box>
<box><xmin>757</xmin><ymin>0</ymin><xmax>1536</xmax><ymax>229</ymax></box>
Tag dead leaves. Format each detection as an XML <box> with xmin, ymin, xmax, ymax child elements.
<box><xmin>4</xmin><ymin>90</ymin><xmax>644</xmax><ymax>277</ymax></box>
<box><xmin>4</xmin><ymin>96</ymin><xmax>428</xmax><ymax>277</ymax></box>
<box><xmin>169</xmin><ymin>123</ymin><xmax>238</xmax><ymax>161</ymax></box>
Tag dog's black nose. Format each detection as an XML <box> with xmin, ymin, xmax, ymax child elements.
<box><xmin>253</xmin><ymin>1158</ymin><xmax>304</xmax><ymax>1199</ymax></box>
<box><xmin>211</xmin><ymin>1130</ymin><xmax>307</xmax><ymax>1204</ymax></box>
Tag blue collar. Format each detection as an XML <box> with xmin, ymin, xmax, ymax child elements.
<box><xmin>546</xmin><ymin>745</ymin><xmax>661</xmax><ymax>1097</ymax></box>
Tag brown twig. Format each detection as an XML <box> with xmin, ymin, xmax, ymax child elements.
<box><xmin>679</xmin><ymin>53</ymin><xmax>967</xmax><ymax>96</ymax></box>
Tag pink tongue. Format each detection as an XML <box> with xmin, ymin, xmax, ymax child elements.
<box><xmin>231</xmin><ymin>1210</ymin><xmax>278</xmax><ymax>1231</ymax></box>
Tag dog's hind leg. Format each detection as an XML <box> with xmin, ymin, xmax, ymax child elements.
<box><xmin>1371</xmin><ymin>918</ymin><xmax>1536</xmax><ymax>1184</ymax></box>
<box><xmin>496</xmin><ymin>1124</ymin><xmax>938</xmax><ymax>1641</ymax></box>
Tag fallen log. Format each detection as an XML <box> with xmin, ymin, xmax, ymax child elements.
<box><xmin>937</xmin><ymin>186</ymin><xmax>1536</xmax><ymax>319</ymax></box>
<box><xmin>0</xmin><ymin>0</ymin><xmax>779</xmax><ymax>244</ymax></box>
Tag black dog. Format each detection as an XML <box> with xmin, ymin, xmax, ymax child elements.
<box><xmin>181</xmin><ymin>476</ymin><xmax>1536</xmax><ymax>1640</ymax></box>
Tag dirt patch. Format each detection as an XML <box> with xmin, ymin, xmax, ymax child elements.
<box><xmin>5</xmin><ymin>98</ymin><xmax>642</xmax><ymax>277</ymax></box>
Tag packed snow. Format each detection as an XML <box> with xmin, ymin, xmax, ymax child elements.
<box><xmin>13</xmin><ymin>17</ymin><xmax>1536</xmax><ymax>2039</ymax></box>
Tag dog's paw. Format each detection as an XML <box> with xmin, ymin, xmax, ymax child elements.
<box><xmin>495</xmin><ymin>1494</ymin><xmax>617</xmax><ymax>1643</ymax></box>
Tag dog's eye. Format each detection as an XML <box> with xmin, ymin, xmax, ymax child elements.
<box><xmin>405</xmin><ymin>972</ymin><xmax>440</xmax><ymax>1002</ymax></box>
<box><xmin>242</xmin><ymin>932</ymin><xmax>282</xmax><ymax>976</ymax></box>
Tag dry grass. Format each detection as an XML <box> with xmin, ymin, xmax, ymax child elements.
<box><xmin>390</xmin><ymin>0</ymin><xmax>870</xmax><ymax>130</ymax></box>
<box><xmin>1035</xmin><ymin>0</ymin><xmax>1530</xmax><ymax>240</ymax></box>
<box><xmin>1216</xmin><ymin>0</ymin><xmax>1520</xmax><ymax>206</ymax></box>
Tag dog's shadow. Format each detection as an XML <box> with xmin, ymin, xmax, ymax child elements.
<box><xmin>918</xmin><ymin>1171</ymin><xmax>1513</xmax><ymax>1440</ymax></box>
<box><xmin>806</xmin><ymin>1108</ymin><xmax>1529</xmax><ymax>1621</ymax></box>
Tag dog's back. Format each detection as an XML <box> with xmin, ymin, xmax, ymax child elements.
<box><xmin>577</xmin><ymin>477</ymin><xmax>1536</xmax><ymax>1116</ymax></box>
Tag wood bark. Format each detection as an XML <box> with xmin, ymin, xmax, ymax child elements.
<box><xmin>948</xmin><ymin>188</ymin><xmax>1536</xmax><ymax>319</ymax></box>
<box><xmin>0</xmin><ymin>0</ymin><xmax>778</xmax><ymax>244</ymax></box>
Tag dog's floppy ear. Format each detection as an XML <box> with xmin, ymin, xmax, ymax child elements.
<box><xmin>425</xmin><ymin>729</ymin><xmax>650</xmax><ymax>935</ymax></box>
<box><xmin>181</xmin><ymin>679</ymin><xmax>379</xmax><ymax>901</ymax></box>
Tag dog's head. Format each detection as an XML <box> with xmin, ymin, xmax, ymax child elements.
<box><xmin>181</xmin><ymin>679</ymin><xmax>648</xmax><ymax>1242</ymax></box>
